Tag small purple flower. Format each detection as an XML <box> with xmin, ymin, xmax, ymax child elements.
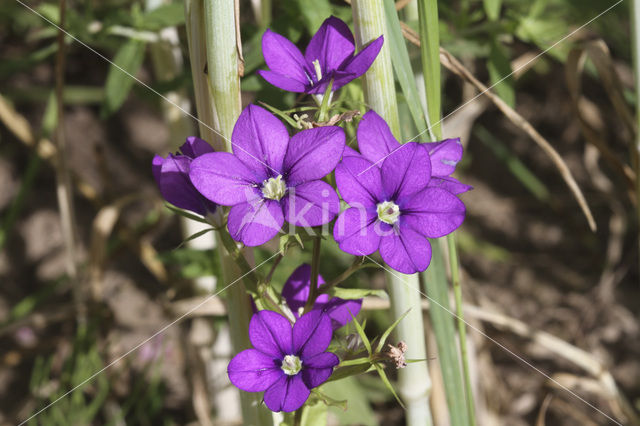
<box><xmin>189</xmin><ymin>104</ymin><xmax>344</xmax><ymax>246</ymax></box>
<box><xmin>282</xmin><ymin>264</ymin><xmax>362</xmax><ymax>330</ymax></box>
<box><xmin>333</xmin><ymin>142</ymin><xmax>466</xmax><ymax>274</ymax></box>
<box><xmin>258</xmin><ymin>16</ymin><xmax>383</xmax><ymax>95</ymax></box>
<box><xmin>227</xmin><ymin>310</ymin><xmax>339</xmax><ymax>413</ymax></box>
<box><xmin>152</xmin><ymin>136</ymin><xmax>218</xmax><ymax>216</ymax></box>
<box><xmin>357</xmin><ymin>110</ymin><xmax>472</xmax><ymax>194</ymax></box>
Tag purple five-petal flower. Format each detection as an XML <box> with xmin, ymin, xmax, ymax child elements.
<box><xmin>152</xmin><ymin>136</ymin><xmax>218</xmax><ymax>217</ymax></box>
<box><xmin>258</xmin><ymin>16</ymin><xmax>383</xmax><ymax>95</ymax></box>
<box><xmin>227</xmin><ymin>310</ymin><xmax>339</xmax><ymax>413</ymax></box>
<box><xmin>356</xmin><ymin>110</ymin><xmax>472</xmax><ymax>194</ymax></box>
<box><xmin>282</xmin><ymin>264</ymin><xmax>362</xmax><ymax>330</ymax></box>
<box><xmin>189</xmin><ymin>104</ymin><xmax>344</xmax><ymax>246</ymax></box>
<box><xmin>334</xmin><ymin>141</ymin><xmax>466</xmax><ymax>274</ymax></box>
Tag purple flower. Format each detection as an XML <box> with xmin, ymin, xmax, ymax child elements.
<box><xmin>282</xmin><ymin>264</ymin><xmax>362</xmax><ymax>330</ymax></box>
<box><xmin>227</xmin><ymin>310</ymin><xmax>339</xmax><ymax>412</ymax></box>
<box><xmin>357</xmin><ymin>110</ymin><xmax>472</xmax><ymax>194</ymax></box>
<box><xmin>189</xmin><ymin>104</ymin><xmax>344</xmax><ymax>246</ymax></box>
<box><xmin>152</xmin><ymin>136</ymin><xmax>218</xmax><ymax>216</ymax></box>
<box><xmin>333</xmin><ymin>142</ymin><xmax>466</xmax><ymax>274</ymax></box>
<box><xmin>257</xmin><ymin>16</ymin><xmax>383</xmax><ymax>95</ymax></box>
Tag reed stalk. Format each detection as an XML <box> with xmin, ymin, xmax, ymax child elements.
<box><xmin>200</xmin><ymin>1</ymin><xmax>272</xmax><ymax>424</ymax></box>
<box><xmin>351</xmin><ymin>2</ymin><xmax>433</xmax><ymax>425</ymax></box>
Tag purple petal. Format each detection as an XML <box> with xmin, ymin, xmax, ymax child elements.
<box><xmin>329</xmin><ymin>70</ymin><xmax>361</xmax><ymax>91</ymax></box>
<box><xmin>428</xmin><ymin>176</ymin><xmax>472</xmax><ymax>195</ymax></box>
<box><xmin>190</xmin><ymin>152</ymin><xmax>263</xmax><ymax>206</ymax></box>
<box><xmin>335</xmin><ymin>156</ymin><xmax>383</xmax><ymax>207</ymax></box>
<box><xmin>301</xmin><ymin>352</ymin><xmax>339</xmax><ymax>388</ymax></box>
<box><xmin>227</xmin><ymin>199</ymin><xmax>284</xmax><ymax>246</ymax></box>
<box><xmin>249</xmin><ymin>310</ymin><xmax>293</xmax><ymax>358</ymax></box>
<box><xmin>152</xmin><ymin>154</ymin><xmax>164</xmax><ymax>184</ymax></box>
<box><xmin>281</xmin><ymin>264</ymin><xmax>326</xmax><ymax>315</ymax></box>
<box><xmin>180</xmin><ymin>136</ymin><xmax>214</xmax><ymax>159</ymax></box>
<box><xmin>261</xmin><ymin>29</ymin><xmax>311</xmax><ymax>87</ymax></box>
<box><xmin>333</xmin><ymin>207</ymin><xmax>381</xmax><ymax>256</ymax></box>
<box><xmin>401</xmin><ymin>187</ymin><xmax>466</xmax><ymax>238</ymax></box>
<box><xmin>232</xmin><ymin>104</ymin><xmax>289</xmax><ymax>175</ymax></box>
<box><xmin>257</xmin><ymin>70</ymin><xmax>308</xmax><ymax>93</ymax></box>
<box><xmin>425</xmin><ymin>138</ymin><xmax>463</xmax><ymax>177</ymax></box>
<box><xmin>227</xmin><ymin>349</ymin><xmax>282</xmax><ymax>392</ymax></box>
<box><xmin>293</xmin><ymin>311</ymin><xmax>333</xmax><ymax>358</ymax></box>
<box><xmin>263</xmin><ymin>374</ymin><xmax>310</xmax><ymax>413</ymax></box>
<box><xmin>342</xmin><ymin>145</ymin><xmax>362</xmax><ymax>158</ymax></box>
<box><xmin>284</xmin><ymin>126</ymin><xmax>345</xmax><ymax>186</ymax></box>
<box><xmin>282</xmin><ymin>180</ymin><xmax>340</xmax><ymax>227</ymax></box>
<box><xmin>304</xmin><ymin>17</ymin><xmax>355</xmax><ymax>76</ymax></box>
<box><xmin>379</xmin><ymin>226</ymin><xmax>432</xmax><ymax>274</ymax></box>
<box><xmin>381</xmin><ymin>142</ymin><xmax>431</xmax><ymax>201</ymax></box>
<box><xmin>357</xmin><ymin>110</ymin><xmax>400</xmax><ymax>165</ymax></box>
<box><xmin>342</xmin><ymin>35</ymin><xmax>384</xmax><ymax>78</ymax></box>
<box><xmin>324</xmin><ymin>298</ymin><xmax>362</xmax><ymax>329</ymax></box>
<box><xmin>158</xmin><ymin>155</ymin><xmax>215</xmax><ymax>216</ymax></box>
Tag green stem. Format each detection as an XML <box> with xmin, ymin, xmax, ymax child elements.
<box><xmin>351</xmin><ymin>2</ymin><xmax>433</xmax><ymax>425</ymax></box>
<box><xmin>447</xmin><ymin>234</ymin><xmax>476</xmax><ymax>425</ymax></box>
<box><xmin>304</xmin><ymin>236</ymin><xmax>322</xmax><ymax>313</ymax></box>
<box><xmin>201</xmin><ymin>2</ymin><xmax>272</xmax><ymax>424</ymax></box>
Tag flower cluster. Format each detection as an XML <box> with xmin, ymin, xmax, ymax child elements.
<box><xmin>152</xmin><ymin>15</ymin><xmax>470</xmax><ymax>414</ymax></box>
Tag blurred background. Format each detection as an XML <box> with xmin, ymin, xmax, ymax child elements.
<box><xmin>0</xmin><ymin>0</ymin><xmax>638</xmax><ymax>425</ymax></box>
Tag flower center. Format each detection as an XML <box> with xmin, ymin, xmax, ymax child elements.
<box><xmin>312</xmin><ymin>59</ymin><xmax>322</xmax><ymax>82</ymax></box>
<box><xmin>377</xmin><ymin>201</ymin><xmax>400</xmax><ymax>225</ymax></box>
<box><xmin>281</xmin><ymin>354</ymin><xmax>302</xmax><ymax>376</ymax></box>
<box><xmin>261</xmin><ymin>175</ymin><xmax>287</xmax><ymax>201</ymax></box>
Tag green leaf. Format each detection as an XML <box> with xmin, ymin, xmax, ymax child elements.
<box><xmin>382</xmin><ymin>0</ymin><xmax>428</xmax><ymax>135</ymax></box>
<box><xmin>300</xmin><ymin>398</ymin><xmax>328</xmax><ymax>426</ymax></box>
<box><xmin>375</xmin><ymin>308</ymin><xmax>410</xmax><ymax>353</ymax></box>
<box><xmin>487</xmin><ymin>40</ymin><xmax>515</xmax><ymax>108</ymax></box>
<box><xmin>258</xmin><ymin>101</ymin><xmax>300</xmax><ymax>128</ymax></box>
<box><xmin>327</xmin><ymin>287</ymin><xmax>388</xmax><ymax>300</ymax></box>
<box><xmin>475</xmin><ymin>125</ymin><xmax>549</xmax><ymax>200</ymax></box>
<box><xmin>373</xmin><ymin>364</ymin><xmax>405</xmax><ymax>409</ymax></box>
<box><xmin>349</xmin><ymin>312</ymin><xmax>371</xmax><ymax>355</ymax></box>
<box><xmin>102</xmin><ymin>39</ymin><xmax>146</xmax><ymax>117</ymax></box>
<box><xmin>483</xmin><ymin>0</ymin><xmax>502</xmax><ymax>21</ymax></box>
<box><xmin>326</xmin><ymin>363</ymin><xmax>375</xmax><ymax>383</ymax></box>
<box><xmin>164</xmin><ymin>204</ymin><xmax>210</xmax><ymax>224</ymax></box>
<box><xmin>295</xmin><ymin>0</ymin><xmax>332</xmax><ymax>32</ymax></box>
<box><xmin>338</xmin><ymin>357</ymin><xmax>371</xmax><ymax>367</ymax></box>
<box><xmin>423</xmin><ymin>242</ymin><xmax>470</xmax><ymax>426</ymax></box>
<box><xmin>141</xmin><ymin>2</ymin><xmax>185</xmax><ymax>31</ymax></box>
<box><xmin>175</xmin><ymin>227</ymin><xmax>215</xmax><ymax>249</ymax></box>
<box><xmin>322</xmin><ymin>378</ymin><xmax>378</xmax><ymax>426</ymax></box>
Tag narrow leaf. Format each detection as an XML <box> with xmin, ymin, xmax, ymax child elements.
<box><xmin>382</xmin><ymin>0</ymin><xmax>428</xmax><ymax>134</ymax></box>
<box><xmin>423</xmin><ymin>241</ymin><xmax>470</xmax><ymax>426</ymax></box>
<box><xmin>164</xmin><ymin>204</ymin><xmax>210</xmax><ymax>224</ymax></box>
<box><xmin>487</xmin><ymin>40</ymin><xmax>515</xmax><ymax>108</ymax></box>
<box><xmin>327</xmin><ymin>287</ymin><xmax>388</xmax><ymax>300</ymax></box>
<box><xmin>349</xmin><ymin>311</ymin><xmax>372</xmax><ymax>355</ymax></box>
<box><xmin>375</xmin><ymin>308</ymin><xmax>410</xmax><ymax>353</ymax></box>
<box><xmin>374</xmin><ymin>364</ymin><xmax>405</xmax><ymax>409</ymax></box>
<box><xmin>102</xmin><ymin>39</ymin><xmax>146</xmax><ymax>117</ymax></box>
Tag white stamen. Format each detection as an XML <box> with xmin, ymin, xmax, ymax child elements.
<box><xmin>377</xmin><ymin>201</ymin><xmax>400</xmax><ymax>225</ymax></box>
<box><xmin>312</xmin><ymin>59</ymin><xmax>322</xmax><ymax>82</ymax></box>
<box><xmin>261</xmin><ymin>175</ymin><xmax>287</xmax><ymax>201</ymax></box>
<box><xmin>281</xmin><ymin>354</ymin><xmax>302</xmax><ymax>375</ymax></box>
